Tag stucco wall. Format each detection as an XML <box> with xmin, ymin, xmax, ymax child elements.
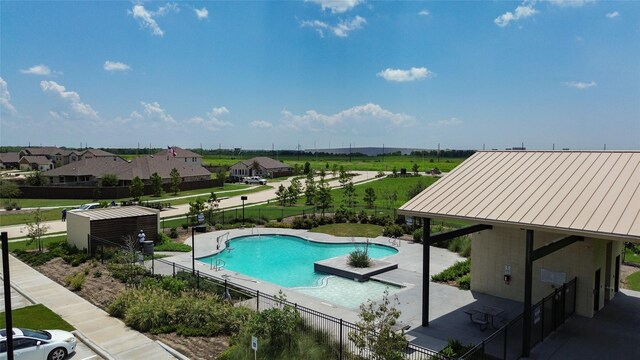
<box><xmin>67</xmin><ymin>212</ymin><xmax>91</xmax><ymax>250</ymax></box>
<box><xmin>471</xmin><ymin>226</ymin><xmax>623</xmax><ymax>318</ymax></box>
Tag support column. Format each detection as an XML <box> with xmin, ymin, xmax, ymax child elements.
<box><xmin>422</xmin><ymin>218</ymin><xmax>431</xmax><ymax>327</ymax></box>
<box><xmin>523</xmin><ymin>229</ymin><xmax>534</xmax><ymax>357</ymax></box>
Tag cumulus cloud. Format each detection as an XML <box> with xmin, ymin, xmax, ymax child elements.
<box><xmin>104</xmin><ymin>61</ymin><xmax>131</xmax><ymax>72</ymax></box>
<box><xmin>429</xmin><ymin>117</ymin><xmax>462</xmax><ymax>127</ymax></box>
<box><xmin>40</xmin><ymin>81</ymin><xmax>98</xmax><ymax>119</ymax></box>
<box><xmin>302</xmin><ymin>16</ymin><xmax>366</xmax><ymax>38</ymax></box>
<box><xmin>141</xmin><ymin>101</ymin><xmax>175</xmax><ymax>123</ymax></box>
<box><xmin>377</xmin><ymin>67</ymin><xmax>432</xmax><ymax>82</ymax></box>
<box><xmin>548</xmin><ymin>0</ymin><xmax>594</xmax><ymax>7</ymax></box>
<box><xmin>188</xmin><ymin>116</ymin><xmax>231</xmax><ymax>131</ymax></box>
<box><xmin>209</xmin><ymin>106</ymin><xmax>229</xmax><ymax>116</ymax></box>
<box><xmin>418</xmin><ymin>10</ymin><xmax>430</xmax><ymax>16</ymax></box>
<box><xmin>280</xmin><ymin>103</ymin><xmax>414</xmax><ymax>131</ymax></box>
<box><xmin>0</xmin><ymin>77</ymin><xmax>17</xmax><ymax>114</ymax></box>
<box><xmin>129</xmin><ymin>3</ymin><xmax>179</xmax><ymax>36</ymax></box>
<box><xmin>563</xmin><ymin>81</ymin><xmax>597</xmax><ymax>89</ymax></box>
<box><xmin>606</xmin><ymin>11</ymin><xmax>619</xmax><ymax>19</ymax></box>
<box><xmin>20</xmin><ymin>64</ymin><xmax>54</xmax><ymax>76</ymax></box>
<box><xmin>495</xmin><ymin>1</ymin><xmax>538</xmax><ymax>27</ymax></box>
<box><xmin>194</xmin><ymin>7</ymin><xmax>208</xmax><ymax>20</ymax></box>
<box><xmin>251</xmin><ymin>120</ymin><xmax>273</xmax><ymax>128</ymax></box>
<box><xmin>308</xmin><ymin>0</ymin><xmax>363</xmax><ymax>13</ymax></box>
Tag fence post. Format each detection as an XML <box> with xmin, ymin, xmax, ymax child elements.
<box><xmin>186</xmin><ymin>213</ymin><xmax>189</xmax><ymax>227</ymax></box>
<box><xmin>151</xmin><ymin>253</ymin><xmax>154</xmax><ymax>275</ymax></box>
<box><xmin>339</xmin><ymin>318</ymin><xmax>343</xmax><ymax>360</ymax></box>
<box><xmin>172</xmin><ymin>262</ymin><xmax>175</xmax><ymax>278</ymax></box>
<box><xmin>87</xmin><ymin>234</ymin><xmax>91</xmax><ymax>256</ymax></box>
<box><xmin>503</xmin><ymin>326</ymin><xmax>508</xmax><ymax>360</ymax></box>
<box><xmin>197</xmin><ymin>270</ymin><xmax>200</xmax><ymax>290</ymax></box>
<box><xmin>541</xmin><ymin>301</ymin><xmax>545</xmax><ymax>341</ymax></box>
<box><xmin>256</xmin><ymin>290</ymin><xmax>260</xmax><ymax>312</ymax></box>
<box><xmin>561</xmin><ymin>282</ymin><xmax>567</xmax><ymax>324</ymax></box>
<box><xmin>101</xmin><ymin>242</ymin><xmax>104</xmax><ymax>264</ymax></box>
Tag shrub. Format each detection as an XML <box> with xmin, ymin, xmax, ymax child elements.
<box><xmin>169</xmin><ymin>227</ymin><xmax>179</xmax><ymax>239</ymax></box>
<box><xmin>292</xmin><ymin>216</ymin><xmax>318</xmax><ymax>229</ymax></box>
<box><xmin>13</xmin><ymin>249</ymin><xmax>56</xmax><ymax>266</ymax></box>
<box><xmin>431</xmin><ymin>259</ymin><xmax>471</xmax><ymax>283</ymax></box>
<box><xmin>440</xmin><ymin>339</ymin><xmax>474</xmax><ymax>357</ymax></box>
<box><xmin>93</xmin><ymin>270</ymin><xmax>102</xmax><ymax>278</ymax></box>
<box><xmin>413</xmin><ymin>228</ymin><xmax>422</xmax><ymax>243</ymax></box>
<box><xmin>458</xmin><ymin>273</ymin><xmax>471</xmax><ymax>290</ymax></box>
<box><xmin>382</xmin><ymin>224</ymin><xmax>403</xmax><ymax>238</ymax></box>
<box><xmin>154</xmin><ymin>241</ymin><xmax>191</xmax><ymax>252</ymax></box>
<box><xmin>64</xmin><ymin>271</ymin><xmax>86</xmax><ymax>291</ymax></box>
<box><xmin>181</xmin><ymin>223</ymin><xmax>188</xmax><ymax>230</ymax></box>
<box><xmin>263</xmin><ymin>222</ymin><xmax>292</xmax><ymax>229</ymax></box>
<box><xmin>348</xmin><ymin>249</ymin><xmax>370</xmax><ymax>268</ymax></box>
<box><xmin>448</xmin><ymin>236</ymin><xmax>471</xmax><ymax>258</ymax></box>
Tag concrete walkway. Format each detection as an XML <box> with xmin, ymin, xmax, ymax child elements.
<box><xmin>0</xmin><ymin>170</ymin><xmax>383</xmax><ymax>239</ymax></box>
<box><xmin>1</xmin><ymin>253</ymin><xmax>176</xmax><ymax>360</ymax></box>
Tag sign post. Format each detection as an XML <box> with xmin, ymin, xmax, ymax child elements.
<box><xmin>251</xmin><ymin>336</ymin><xmax>258</xmax><ymax>360</ymax></box>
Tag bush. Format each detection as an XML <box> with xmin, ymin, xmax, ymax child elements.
<box><xmin>64</xmin><ymin>271</ymin><xmax>86</xmax><ymax>291</ymax></box>
<box><xmin>181</xmin><ymin>223</ymin><xmax>188</xmax><ymax>230</ymax></box>
<box><xmin>448</xmin><ymin>236</ymin><xmax>471</xmax><ymax>258</ymax></box>
<box><xmin>292</xmin><ymin>216</ymin><xmax>318</xmax><ymax>229</ymax></box>
<box><xmin>13</xmin><ymin>249</ymin><xmax>57</xmax><ymax>266</ymax></box>
<box><xmin>440</xmin><ymin>339</ymin><xmax>474</xmax><ymax>357</ymax></box>
<box><xmin>413</xmin><ymin>228</ymin><xmax>422</xmax><ymax>243</ymax></box>
<box><xmin>348</xmin><ymin>249</ymin><xmax>370</xmax><ymax>268</ymax></box>
<box><xmin>431</xmin><ymin>259</ymin><xmax>471</xmax><ymax>284</ymax></box>
<box><xmin>458</xmin><ymin>273</ymin><xmax>471</xmax><ymax>290</ymax></box>
<box><xmin>263</xmin><ymin>222</ymin><xmax>292</xmax><ymax>229</ymax></box>
<box><xmin>169</xmin><ymin>227</ymin><xmax>179</xmax><ymax>239</ymax></box>
<box><xmin>382</xmin><ymin>224</ymin><xmax>403</xmax><ymax>238</ymax></box>
<box><xmin>154</xmin><ymin>242</ymin><xmax>191</xmax><ymax>252</ymax></box>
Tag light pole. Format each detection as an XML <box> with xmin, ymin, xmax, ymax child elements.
<box><xmin>191</xmin><ymin>227</ymin><xmax>195</xmax><ymax>275</ymax></box>
<box><xmin>241</xmin><ymin>196</ymin><xmax>248</xmax><ymax>226</ymax></box>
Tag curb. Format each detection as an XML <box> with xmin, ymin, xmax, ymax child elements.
<box><xmin>72</xmin><ymin>330</ymin><xmax>116</xmax><ymax>360</ymax></box>
<box><xmin>156</xmin><ymin>340</ymin><xmax>191</xmax><ymax>360</ymax></box>
<box><xmin>0</xmin><ymin>275</ymin><xmax>39</xmax><ymax>305</ymax></box>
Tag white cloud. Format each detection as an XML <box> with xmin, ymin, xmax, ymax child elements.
<box><xmin>129</xmin><ymin>3</ymin><xmax>179</xmax><ymax>36</ymax></box>
<box><xmin>429</xmin><ymin>117</ymin><xmax>463</xmax><ymax>127</ymax></box>
<box><xmin>194</xmin><ymin>7</ymin><xmax>208</xmax><ymax>20</ymax></box>
<box><xmin>104</xmin><ymin>61</ymin><xmax>131</xmax><ymax>72</ymax></box>
<box><xmin>0</xmin><ymin>77</ymin><xmax>17</xmax><ymax>114</ymax></box>
<box><xmin>189</xmin><ymin>116</ymin><xmax>231</xmax><ymax>131</ymax></box>
<box><xmin>141</xmin><ymin>101</ymin><xmax>175</xmax><ymax>123</ymax></box>
<box><xmin>302</xmin><ymin>16</ymin><xmax>366</xmax><ymax>38</ymax></box>
<box><xmin>495</xmin><ymin>2</ymin><xmax>538</xmax><ymax>27</ymax></box>
<box><xmin>251</xmin><ymin>120</ymin><xmax>273</xmax><ymax>128</ymax></box>
<box><xmin>418</xmin><ymin>10</ymin><xmax>430</xmax><ymax>16</ymax></box>
<box><xmin>280</xmin><ymin>103</ymin><xmax>414</xmax><ymax>131</ymax></box>
<box><xmin>20</xmin><ymin>64</ymin><xmax>52</xmax><ymax>76</ymax></box>
<box><xmin>606</xmin><ymin>11</ymin><xmax>619</xmax><ymax>19</ymax></box>
<box><xmin>548</xmin><ymin>0</ymin><xmax>594</xmax><ymax>8</ymax></box>
<box><xmin>308</xmin><ymin>0</ymin><xmax>363</xmax><ymax>13</ymax></box>
<box><xmin>563</xmin><ymin>81</ymin><xmax>597</xmax><ymax>89</ymax></box>
<box><xmin>40</xmin><ymin>80</ymin><xmax>98</xmax><ymax>119</ymax></box>
<box><xmin>377</xmin><ymin>67</ymin><xmax>432</xmax><ymax>82</ymax></box>
<box><xmin>209</xmin><ymin>106</ymin><xmax>229</xmax><ymax>116</ymax></box>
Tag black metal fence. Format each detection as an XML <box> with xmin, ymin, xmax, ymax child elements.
<box><xmin>86</xmin><ymin>234</ymin><xmax>448</xmax><ymax>359</ymax></box>
<box><xmin>461</xmin><ymin>278</ymin><xmax>577</xmax><ymax>360</ymax></box>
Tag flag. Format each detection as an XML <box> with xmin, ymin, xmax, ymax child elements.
<box><xmin>168</xmin><ymin>145</ymin><xmax>177</xmax><ymax>157</ymax></box>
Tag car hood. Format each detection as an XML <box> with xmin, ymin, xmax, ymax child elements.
<box><xmin>46</xmin><ymin>330</ymin><xmax>76</xmax><ymax>342</ymax></box>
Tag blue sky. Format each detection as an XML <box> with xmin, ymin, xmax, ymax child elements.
<box><xmin>1</xmin><ymin>0</ymin><xmax>638</xmax><ymax>150</ymax></box>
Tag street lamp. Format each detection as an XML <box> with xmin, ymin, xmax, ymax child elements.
<box><xmin>241</xmin><ymin>196</ymin><xmax>248</xmax><ymax>227</ymax></box>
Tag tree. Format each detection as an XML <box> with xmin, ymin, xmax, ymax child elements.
<box><xmin>150</xmin><ymin>172</ymin><xmax>163</xmax><ymax>197</ymax></box>
<box><xmin>25</xmin><ymin>170</ymin><xmax>48</xmax><ymax>186</ymax></box>
<box><xmin>25</xmin><ymin>208</ymin><xmax>49</xmax><ymax>252</ymax></box>
<box><xmin>319</xmin><ymin>168</ymin><xmax>326</xmax><ymax>180</ymax></box>
<box><xmin>293</xmin><ymin>164</ymin><xmax>302</xmax><ymax>175</ymax></box>
<box><xmin>343</xmin><ymin>181</ymin><xmax>357</xmax><ymax>208</ymax></box>
<box><xmin>332</xmin><ymin>163</ymin><xmax>339</xmax><ymax>176</ymax></box>
<box><xmin>275</xmin><ymin>184</ymin><xmax>288</xmax><ymax>206</ymax></box>
<box><xmin>0</xmin><ymin>179</ymin><xmax>21</xmax><ymax>200</ymax></box>
<box><xmin>338</xmin><ymin>166</ymin><xmax>349</xmax><ymax>187</ymax></box>
<box><xmin>303</xmin><ymin>161</ymin><xmax>311</xmax><ymax>174</ymax></box>
<box><xmin>170</xmin><ymin>168</ymin><xmax>181</xmax><ymax>195</ymax></box>
<box><xmin>407</xmin><ymin>178</ymin><xmax>427</xmax><ymax>200</ymax></box>
<box><xmin>189</xmin><ymin>198</ymin><xmax>206</xmax><ymax>225</ymax></box>
<box><xmin>363</xmin><ymin>187</ymin><xmax>376</xmax><ymax>208</ymax></box>
<box><xmin>382</xmin><ymin>190</ymin><xmax>398</xmax><ymax>209</ymax></box>
<box><xmin>287</xmin><ymin>178</ymin><xmax>302</xmax><ymax>206</ymax></box>
<box><xmin>304</xmin><ymin>173</ymin><xmax>316</xmax><ymax>205</ymax></box>
<box><xmin>251</xmin><ymin>160</ymin><xmax>261</xmax><ymax>176</ymax></box>
<box><xmin>207</xmin><ymin>192</ymin><xmax>221</xmax><ymax>224</ymax></box>
<box><xmin>348</xmin><ymin>290</ymin><xmax>406</xmax><ymax>360</ymax></box>
<box><xmin>100</xmin><ymin>173</ymin><xmax>119</xmax><ymax>187</ymax></box>
<box><xmin>316</xmin><ymin>181</ymin><xmax>332</xmax><ymax>216</ymax></box>
<box><xmin>129</xmin><ymin>176</ymin><xmax>144</xmax><ymax>201</ymax></box>
<box><xmin>412</xmin><ymin>163</ymin><xmax>419</xmax><ymax>176</ymax></box>
<box><xmin>391</xmin><ymin>166</ymin><xmax>398</xmax><ymax>177</ymax></box>
<box><xmin>216</xmin><ymin>170</ymin><xmax>226</xmax><ymax>188</ymax></box>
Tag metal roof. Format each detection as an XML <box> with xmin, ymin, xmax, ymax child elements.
<box><xmin>399</xmin><ymin>151</ymin><xmax>640</xmax><ymax>241</ymax></box>
<box><xmin>71</xmin><ymin>205</ymin><xmax>159</xmax><ymax>221</ymax></box>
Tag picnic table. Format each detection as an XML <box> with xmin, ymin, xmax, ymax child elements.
<box><xmin>464</xmin><ymin>304</ymin><xmax>504</xmax><ymax>330</ymax></box>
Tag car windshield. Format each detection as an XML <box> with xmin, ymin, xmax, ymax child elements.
<box><xmin>20</xmin><ymin>329</ymin><xmax>50</xmax><ymax>340</ymax></box>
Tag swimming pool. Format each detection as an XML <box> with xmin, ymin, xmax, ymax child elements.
<box><xmin>197</xmin><ymin>234</ymin><xmax>401</xmax><ymax>307</ymax></box>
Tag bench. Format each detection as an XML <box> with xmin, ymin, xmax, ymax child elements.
<box><xmin>464</xmin><ymin>310</ymin><xmax>488</xmax><ymax>330</ymax></box>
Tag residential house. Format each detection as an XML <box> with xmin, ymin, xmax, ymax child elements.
<box><xmin>0</xmin><ymin>152</ymin><xmax>20</xmax><ymax>169</ymax></box>
<box><xmin>155</xmin><ymin>146</ymin><xmax>203</xmax><ymax>165</ymax></box>
<box><xmin>19</xmin><ymin>156</ymin><xmax>54</xmax><ymax>171</ymax></box>
<box><xmin>229</xmin><ymin>157</ymin><xmax>292</xmax><ymax>178</ymax></box>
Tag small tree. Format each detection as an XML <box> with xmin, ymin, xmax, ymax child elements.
<box><xmin>382</xmin><ymin>190</ymin><xmax>398</xmax><ymax>209</ymax></box>
<box><xmin>303</xmin><ymin>161</ymin><xmax>311</xmax><ymax>174</ymax></box>
<box><xmin>343</xmin><ymin>181</ymin><xmax>357</xmax><ymax>208</ymax></box>
<box><xmin>216</xmin><ymin>170</ymin><xmax>226</xmax><ymax>188</ymax></box>
<box><xmin>304</xmin><ymin>173</ymin><xmax>316</xmax><ymax>205</ymax></box>
<box><xmin>24</xmin><ymin>208</ymin><xmax>49</xmax><ymax>252</ymax></box>
<box><xmin>170</xmin><ymin>168</ymin><xmax>181</xmax><ymax>195</ymax></box>
<box><xmin>319</xmin><ymin>168</ymin><xmax>326</xmax><ymax>180</ymax></box>
<box><xmin>407</xmin><ymin>178</ymin><xmax>427</xmax><ymax>200</ymax></box>
<box><xmin>316</xmin><ymin>181</ymin><xmax>332</xmax><ymax>216</ymax></box>
<box><xmin>293</xmin><ymin>164</ymin><xmax>302</xmax><ymax>175</ymax></box>
<box><xmin>412</xmin><ymin>163</ymin><xmax>419</xmax><ymax>176</ymax></box>
<box><xmin>287</xmin><ymin>178</ymin><xmax>302</xmax><ymax>206</ymax></box>
<box><xmin>332</xmin><ymin>163</ymin><xmax>339</xmax><ymax>176</ymax></box>
<box><xmin>391</xmin><ymin>166</ymin><xmax>398</xmax><ymax>177</ymax></box>
<box><xmin>25</xmin><ymin>170</ymin><xmax>48</xmax><ymax>186</ymax></box>
<box><xmin>338</xmin><ymin>166</ymin><xmax>349</xmax><ymax>187</ymax></box>
<box><xmin>275</xmin><ymin>184</ymin><xmax>288</xmax><ymax>206</ymax></box>
<box><xmin>363</xmin><ymin>187</ymin><xmax>377</xmax><ymax>208</ymax></box>
<box><xmin>100</xmin><ymin>173</ymin><xmax>119</xmax><ymax>187</ymax></box>
<box><xmin>129</xmin><ymin>176</ymin><xmax>144</xmax><ymax>201</ymax></box>
<box><xmin>189</xmin><ymin>198</ymin><xmax>206</xmax><ymax>225</ymax></box>
<box><xmin>0</xmin><ymin>179</ymin><xmax>21</xmax><ymax>200</ymax></box>
<box><xmin>150</xmin><ymin>172</ymin><xmax>163</xmax><ymax>197</ymax></box>
<box><xmin>251</xmin><ymin>160</ymin><xmax>261</xmax><ymax>176</ymax></box>
<box><xmin>348</xmin><ymin>290</ymin><xmax>406</xmax><ymax>360</ymax></box>
<box><xmin>207</xmin><ymin>192</ymin><xmax>220</xmax><ymax>224</ymax></box>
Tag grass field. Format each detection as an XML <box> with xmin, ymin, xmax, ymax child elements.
<box><xmin>626</xmin><ymin>271</ymin><xmax>640</xmax><ymax>291</ymax></box>
<box><xmin>0</xmin><ymin>304</ymin><xmax>74</xmax><ymax>331</ymax></box>
<box><xmin>8</xmin><ymin>235</ymin><xmax>67</xmax><ymax>251</ymax></box>
<box><xmin>624</xmin><ymin>249</ymin><xmax>640</xmax><ymax>264</ymax></box>
<box><xmin>310</xmin><ymin>223</ymin><xmax>383</xmax><ymax>238</ymax></box>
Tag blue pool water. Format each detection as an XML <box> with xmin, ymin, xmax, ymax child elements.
<box><xmin>198</xmin><ymin>234</ymin><xmax>398</xmax><ymax>288</ymax></box>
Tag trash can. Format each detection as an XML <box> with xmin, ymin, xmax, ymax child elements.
<box><xmin>195</xmin><ymin>224</ymin><xmax>207</xmax><ymax>233</ymax></box>
<box><xmin>142</xmin><ymin>240</ymin><xmax>154</xmax><ymax>256</ymax></box>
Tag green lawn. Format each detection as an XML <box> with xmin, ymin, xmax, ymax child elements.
<box><xmin>624</xmin><ymin>249</ymin><xmax>640</xmax><ymax>264</ymax></box>
<box><xmin>8</xmin><ymin>236</ymin><xmax>67</xmax><ymax>251</ymax></box>
<box><xmin>310</xmin><ymin>223</ymin><xmax>383</xmax><ymax>238</ymax></box>
<box><xmin>625</xmin><ymin>271</ymin><xmax>640</xmax><ymax>291</ymax></box>
<box><xmin>0</xmin><ymin>304</ymin><xmax>74</xmax><ymax>331</ymax></box>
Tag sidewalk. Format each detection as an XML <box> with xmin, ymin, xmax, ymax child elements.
<box><xmin>1</xmin><ymin>253</ymin><xmax>176</xmax><ymax>360</ymax></box>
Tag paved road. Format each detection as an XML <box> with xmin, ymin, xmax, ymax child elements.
<box><xmin>0</xmin><ymin>171</ymin><xmax>383</xmax><ymax>239</ymax></box>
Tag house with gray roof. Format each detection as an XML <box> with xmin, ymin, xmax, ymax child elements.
<box><xmin>0</xmin><ymin>152</ymin><xmax>20</xmax><ymax>169</ymax></box>
<box><xmin>155</xmin><ymin>146</ymin><xmax>202</xmax><ymax>165</ymax></box>
<box><xmin>229</xmin><ymin>157</ymin><xmax>292</xmax><ymax>178</ymax></box>
<box><xmin>19</xmin><ymin>155</ymin><xmax>54</xmax><ymax>171</ymax></box>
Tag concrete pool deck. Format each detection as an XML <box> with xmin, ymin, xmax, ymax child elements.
<box><xmin>156</xmin><ymin>228</ymin><xmax>523</xmax><ymax>351</ymax></box>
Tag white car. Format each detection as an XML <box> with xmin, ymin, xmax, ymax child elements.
<box><xmin>244</xmin><ymin>176</ymin><xmax>267</xmax><ymax>185</ymax></box>
<box><xmin>69</xmin><ymin>202</ymin><xmax>101</xmax><ymax>212</ymax></box>
<box><xmin>0</xmin><ymin>328</ymin><xmax>76</xmax><ymax>360</ymax></box>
